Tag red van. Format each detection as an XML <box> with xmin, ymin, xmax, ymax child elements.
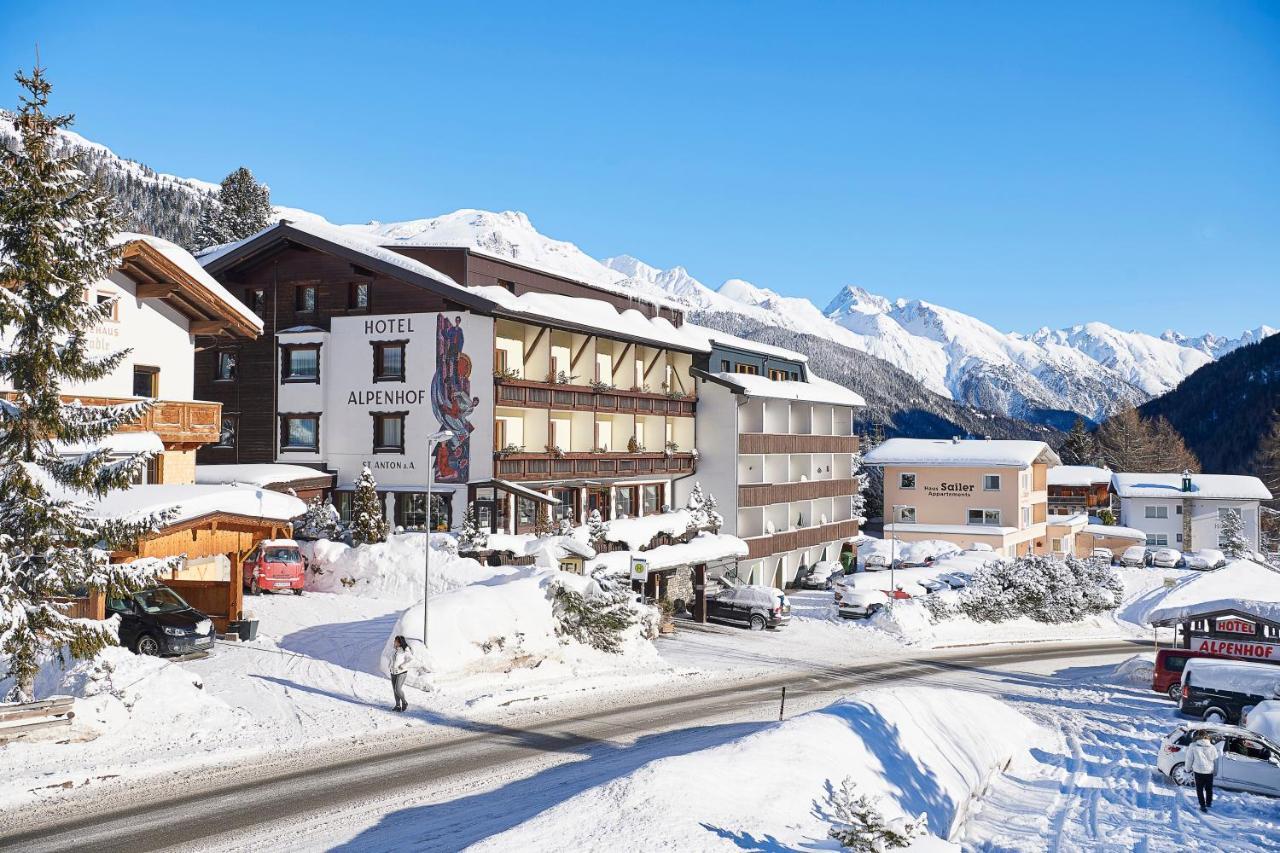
<box><xmin>243</xmin><ymin>539</ymin><xmax>305</xmax><ymax>595</ymax></box>
<box><xmin>1153</xmin><ymin>649</ymin><xmax>1220</xmax><ymax>700</ymax></box>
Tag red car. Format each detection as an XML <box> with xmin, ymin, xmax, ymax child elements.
<box><xmin>1152</xmin><ymin>648</ymin><xmax>1220</xmax><ymax>700</ymax></box>
<box><xmin>243</xmin><ymin>539</ymin><xmax>305</xmax><ymax>595</ymax></box>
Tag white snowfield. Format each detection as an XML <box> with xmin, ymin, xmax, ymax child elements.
<box><xmin>467</xmin><ymin>686</ymin><xmax>1042</xmax><ymax>852</ymax></box>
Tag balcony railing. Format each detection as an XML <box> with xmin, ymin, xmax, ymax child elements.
<box><xmin>743</xmin><ymin>519</ymin><xmax>862</xmax><ymax>560</ymax></box>
<box><xmin>494</xmin><ymin>378</ymin><xmax>696</xmax><ymax>416</ymax></box>
<box><xmin>4</xmin><ymin>392</ymin><xmax>222</xmax><ymax>449</ymax></box>
<box><xmin>738</xmin><ymin>477</ymin><xmax>860</xmax><ymax>507</ymax></box>
<box><xmin>738</xmin><ymin>433</ymin><xmax>860</xmax><ymax>455</ymax></box>
<box><xmin>494</xmin><ymin>450</ymin><xmax>697</xmax><ymax>482</ymax></box>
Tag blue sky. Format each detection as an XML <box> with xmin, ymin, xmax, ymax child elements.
<box><xmin>3</xmin><ymin>2</ymin><xmax>1278</xmax><ymax>336</ymax></box>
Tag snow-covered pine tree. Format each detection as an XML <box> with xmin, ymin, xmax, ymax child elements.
<box><xmin>684</xmin><ymin>481</ymin><xmax>708</xmax><ymax>531</ymax></box>
<box><xmin>1060</xmin><ymin>417</ymin><xmax>1099</xmax><ymax>467</ymax></box>
<box><xmin>195</xmin><ymin>166</ymin><xmax>271</xmax><ymax>250</ymax></box>
<box><xmin>850</xmin><ymin>448</ymin><xmax>868</xmax><ymax>520</ymax></box>
<box><xmin>587</xmin><ymin>508</ymin><xmax>610</xmax><ymax>547</ymax></box>
<box><xmin>0</xmin><ymin>66</ymin><xmax>172</xmax><ymax>701</ymax></box>
<box><xmin>349</xmin><ymin>465</ymin><xmax>387</xmax><ymax>545</ymax></box>
<box><xmin>458</xmin><ymin>502</ymin><xmax>488</xmax><ymax>552</ymax></box>
<box><xmin>295</xmin><ymin>495</ymin><xmax>340</xmax><ymax>541</ymax></box>
<box><xmin>532</xmin><ymin>507</ymin><xmax>556</xmax><ymax>538</ymax></box>
<box><xmin>826</xmin><ymin>776</ymin><xmax>928</xmax><ymax>851</ymax></box>
<box><xmin>702</xmin><ymin>488</ymin><xmax>723</xmax><ymax>533</ymax></box>
<box><xmin>1219</xmin><ymin>507</ymin><xmax>1248</xmax><ymax>559</ymax></box>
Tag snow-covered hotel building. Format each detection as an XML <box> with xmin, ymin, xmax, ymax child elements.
<box><xmin>864</xmin><ymin>438</ymin><xmax>1062</xmax><ymax>558</ymax></box>
<box><xmin>2</xmin><ymin>233</ymin><xmax>262</xmax><ymax>484</ymax></box>
<box><xmin>193</xmin><ymin>220</ymin><xmax>856</xmax><ymax>550</ymax></box>
<box><xmin>1112</xmin><ymin>472</ymin><xmax>1272</xmax><ymax>551</ymax></box>
<box><xmin>689</xmin><ymin>340</ymin><xmax>865</xmax><ymax>589</ymax></box>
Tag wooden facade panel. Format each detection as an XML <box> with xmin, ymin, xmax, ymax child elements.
<box><xmin>739</xmin><ymin>478</ymin><xmax>860</xmax><ymax>507</ymax></box>
<box><xmin>738</xmin><ymin>433</ymin><xmax>861</xmax><ymax>456</ymax></box>
<box><xmin>495</xmin><ymin>378</ymin><xmax>696</xmax><ymax>414</ymax></box>
<box><xmin>745</xmin><ymin>519</ymin><xmax>862</xmax><ymax>559</ymax></box>
<box><xmin>495</xmin><ymin>451</ymin><xmax>697</xmax><ymax>482</ymax></box>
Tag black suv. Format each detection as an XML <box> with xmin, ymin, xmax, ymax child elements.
<box><xmin>107</xmin><ymin>586</ymin><xmax>216</xmax><ymax>656</ymax></box>
<box><xmin>705</xmin><ymin>585</ymin><xmax>791</xmax><ymax>630</ymax></box>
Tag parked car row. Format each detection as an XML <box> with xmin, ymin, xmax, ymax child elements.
<box><xmin>1120</xmin><ymin>546</ymin><xmax>1228</xmax><ymax>571</ymax></box>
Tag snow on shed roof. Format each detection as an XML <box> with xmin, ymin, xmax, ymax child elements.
<box><xmin>589</xmin><ymin>532</ymin><xmax>749</xmax><ymax>573</ymax></box>
<box><xmin>1111</xmin><ymin>472</ymin><xmax>1272</xmax><ymax>501</ymax></box>
<box><xmin>195</xmin><ymin>464</ymin><xmax>334</xmax><ymax>488</ymax></box>
<box><xmin>864</xmin><ymin>438</ymin><xmax>1060</xmax><ymax>468</ymax></box>
<box><xmin>1144</xmin><ymin>560</ymin><xmax>1280</xmax><ymax>626</ymax></box>
<box><xmin>1048</xmin><ymin>465</ymin><xmax>1112</xmax><ymax>487</ymax></box>
<box><xmin>54</xmin><ymin>431</ymin><xmax>164</xmax><ymax>456</ymax></box>
<box><xmin>1081</xmin><ymin>523</ymin><xmax>1146</xmax><ymax>541</ymax></box>
<box><xmin>90</xmin><ymin>483</ymin><xmax>306</xmax><ymax>526</ymax></box>
<box><xmin>703</xmin><ymin>370</ymin><xmax>865</xmax><ymax>407</ymax></box>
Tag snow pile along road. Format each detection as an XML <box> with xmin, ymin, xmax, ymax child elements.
<box><xmin>303</xmin><ymin>532</ymin><xmax>505</xmax><ymax>599</ymax></box>
<box><xmin>468</xmin><ymin>686</ymin><xmax>1045</xmax><ymax>851</ymax></box>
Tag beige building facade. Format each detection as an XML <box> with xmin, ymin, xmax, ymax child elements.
<box><xmin>865</xmin><ymin>438</ymin><xmax>1061</xmax><ymax>558</ymax></box>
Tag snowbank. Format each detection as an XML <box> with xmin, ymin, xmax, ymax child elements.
<box><xmin>303</xmin><ymin>533</ymin><xmax>504</xmax><ymax>600</ymax></box>
<box><xmin>1113</xmin><ymin>654</ymin><xmax>1156</xmax><ymax>687</ymax></box>
<box><xmin>1142</xmin><ymin>559</ymin><xmax>1280</xmax><ymax>625</ymax></box>
<box><xmin>588</xmin><ymin>532</ymin><xmax>748</xmax><ymax>575</ymax></box>
<box><xmin>859</xmin><ymin>536</ymin><xmax>962</xmax><ymax>567</ymax></box>
<box><xmin>382</xmin><ymin>568</ymin><xmax>659</xmax><ymax>684</ymax></box>
<box><xmin>1245</xmin><ymin>700</ymin><xmax>1280</xmax><ymax>743</ymax></box>
<box><xmin>469</xmin><ymin>686</ymin><xmax>1045</xmax><ymax>851</ymax></box>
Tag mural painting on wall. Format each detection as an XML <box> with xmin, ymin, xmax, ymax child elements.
<box><xmin>432</xmin><ymin>315</ymin><xmax>478</xmax><ymax>482</ymax></box>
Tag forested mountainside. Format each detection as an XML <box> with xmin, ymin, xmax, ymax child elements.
<box><xmin>0</xmin><ymin>110</ymin><xmax>215</xmax><ymax>249</ymax></box>
<box><xmin>1138</xmin><ymin>333</ymin><xmax>1280</xmax><ymax>475</ymax></box>
<box><xmin>690</xmin><ymin>311</ymin><xmax>1062</xmax><ymax>443</ymax></box>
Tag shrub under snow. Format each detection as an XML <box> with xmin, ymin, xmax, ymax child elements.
<box><xmin>303</xmin><ymin>533</ymin><xmax>501</xmax><ymax>600</ymax></box>
<box><xmin>958</xmin><ymin>554</ymin><xmax>1124</xmax><ymax>624</ymax></box>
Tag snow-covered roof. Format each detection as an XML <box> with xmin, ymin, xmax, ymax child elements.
<box><xmin>864</xmin><ymin>438</ymin><xmax>1060</xmax><ymax>468</ymax></box>
<box><xmin>690</xmin><ymin>326</ymin><xmax>808</xmax><ymax>362</ymax></box>
<box><xmin>54</xmin><ymin>431</ymin><xmax>164</xmax><ymax>456</ymax></box>
<box><xmin>703</xmin><ymin>370</ymin><xmax>865</xmax><ymax>408</ymax></box>
<box><xmin>116</xmin><ymin>233</ymin><xmax>262</xmax><ymax>333</ymax></box>
<box><xmin>1145</xmin><ymin>560</ymin><xmax>1280</xmax><ymax>626</ymax></box>
<box><xmin>1048</xmin><ymin>465</ymin><xmax>1112</xmax><ymax>487</ymax></box>
<box><xmin>195</xmin><ymin>463</ymin><xmax>334</xmax><ymax>488</ymax></box>
<box><xmin>1081</xmin><ymin>523</ymin><xmax>1146</xmax><ymax>541</ymax></box>
<box><xmin>589</xmin><ymin>532</ymin><xmax>748</xmax><ymax>572</ymax></box>
<box><xmin>90</xmin><ymin>483</ymin><xmax>306</xmax><ymax>526</ymax></box>
<box><xmin>1111</xmin><ymin>472</ymin><xmax>1272</xmax><ymax>501</ymax></box>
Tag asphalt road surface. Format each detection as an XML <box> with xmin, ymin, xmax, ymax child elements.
<box><xmin>1</xmin><ymin>638</ymin><xmax>1146</xmax><ymax>853</ymax></box>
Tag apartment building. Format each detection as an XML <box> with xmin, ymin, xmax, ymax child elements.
<box><xmin>1112</xmin><ymin>471</ymin><xmax>1272</xmax><ymax>551</ymax></box>
<box><xmin>864</xmin><ymin>437</ymin><xmax>1062</xmax><ymax>557</ymax></box>
<box><xmin>688</xmin><ymin>335</ymin><xmax>865</xmax><ymax>588</ymax></box>
<box><xmin>194</xmin><ymin>219</ymin><xmax>702</xmax><ymax>533</ymax></box>
<box><xmin>2</xmin><ymin>233</ymin><xmax>261</xmax><ymax>484</ymax></box>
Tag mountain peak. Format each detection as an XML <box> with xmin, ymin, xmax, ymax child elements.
<box><xmin>823</xmin><ymin>285</ymin><xmax>893</xmax><ymax>317</ymax></box>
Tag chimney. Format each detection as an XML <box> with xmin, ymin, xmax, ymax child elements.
<box><xmin>1181</xmin><ymin>469</ymin><xmax>1193</xmax><ymax>493</ymax></box>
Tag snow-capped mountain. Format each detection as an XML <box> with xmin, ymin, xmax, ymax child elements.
<box><xmin>1159</xmin><ymin>326</ymin><xmax>1278</xmax><ymax>359</ymax></box>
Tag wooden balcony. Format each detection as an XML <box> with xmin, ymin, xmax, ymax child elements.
<box><xmin>744</xmin><ymin>519</ymin><xmax>862</xmax><ymax>560</ymax></box>
<box><xmin>738</xmin><ymin>433</ymin><xmax>860</xmax><ymax>455</ymax></box>
<box><xmin>739</xmin><ymin>477</ymin><xmax>860</xmax><ymax>508</ymax></box>
<box><xmin>4</xmin><ymin>393</ymin><xmax>222</xmax><ymax>450</ymax></box>
<box><xmin>494</xmin><ymin>378</ymin><xmax>696</xmax><ymax>417</ymax></box>
<box><xmin>494</xmin><ymin>450</ymin><xmax>697</xmax><ymax>482</ymax></box>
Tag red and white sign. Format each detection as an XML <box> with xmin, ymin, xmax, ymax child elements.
<box><xmin>1215</xmin><ymin>618</ymin><xmax>1255</xmax><ymax>635</ymax></box>
<box><xmin>1192</xmin><ymin>636</ymin><xmax>1279</xmax><ymax>662</ymax></box>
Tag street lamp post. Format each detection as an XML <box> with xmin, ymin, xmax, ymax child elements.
<box><xmin>423</xmin><ymin>428</ymin><xmax>460</xmax><ymax>648</ymax></box>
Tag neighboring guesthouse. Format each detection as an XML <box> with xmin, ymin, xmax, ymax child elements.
<box><xmin>1112</xmin><ymin>471</ymin><xmax>1273</xmax><ymax>551</ymax></box>
<box><xmin>689</xmin><ymin>334</ymin><xmax>864</xmax><ymax>589</ymax></box>
<box><xmin>864</xmin><ymin>437</ymin><xmax>1061</xmax><ymax>558</ymax></box>
<box><xmin>1047</xmin><ymin>465</ymin><xmax>1113</xmax><ymax>517</ymax></box>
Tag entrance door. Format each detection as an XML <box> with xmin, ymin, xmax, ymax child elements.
<box><xmin>587</xmin><ymin>488</ymin><xmax>611</xmax><ymax>521</ymax></box>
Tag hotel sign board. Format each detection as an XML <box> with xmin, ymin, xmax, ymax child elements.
<box><xmin>1215</xmin><ymin>617</ymin><xmax>1256</xmax><ymax>635</ymax></box>
<box><xmin>1191</xmin><ymin>635</ymin><xmax>1279</xmax><ymax>662</ymax></box>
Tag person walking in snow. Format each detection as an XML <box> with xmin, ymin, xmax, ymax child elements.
<box><xmin>389</xmin><ymin>635</ymin><xmax>414</xmax><ymax>712</ymax></box>
<box><xmin>1186</xmin><ymin>730</ymin><xmax>1219</xmax><ymax>811</ymax></box>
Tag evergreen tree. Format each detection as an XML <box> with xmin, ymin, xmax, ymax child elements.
<box><xmin>1059</xmin><ymin>417</ymin><xmax>1099</xmax><ymax>466</ymax></box>
<box><xmin>850</xmin><ymin>448</ymin><xmax>868</xmax><ymax>520</ymax></box>
<box><xmin>349</xmin><ymin>465</ymin><xmax>387</xmax><ymax>545</ymax></box>
<box><xmin>826</xmin><ymin>776</ymin><xmax>927</xmax><ymax>851</ymax></box>
<box><xmin>458</xmin><ymin>502</ymin><xmax>488</xmax><ymax>552</ymax></box>
<box><xmin>0</xmin><ymin>66</ymin><xmax>170</xmax><ymax>701</ymax></box>
<box><xmin>294</xmin><ymin>495</ymin><xmax>340</xmax><ymax>541</ymax></box>
<box><xmin>586</xmin><ymin>508</ymin><xmax>610</xmax><ymax>547</ymax></box>
<box><xmin>196</xmin><ymin>166</ymin><xmax>271</xmax><ymax>249</ymax></box>
<box><xmin>1219</xmin><ymin>507</ymin><xmax>1248</xmax><ymax>559</ymax></box>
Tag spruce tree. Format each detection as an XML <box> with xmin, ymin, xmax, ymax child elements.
<box><xmin>458</xmin><ymin>502</ymin><xmax>488</xmax><ymax>552</ymax></box>
<box><xmin>350</xmin><ymin>465</ymin><xmax>387</xmax><ymax>545</ymax></box>
<box><xmin>1219</xmin><ymin>507</ymin><xmax>1248</xmax><ymax>559</ymax></box>
<box><xmin>586</xmin><ymin>509</ymin><xmax>610</xmax><ymax>548</ymax></box>
<box><xmin>0</xmin><ymin>66</ymin><xmax>169</xmax><ymax>701</ymax></box>
<box><xmin>850</xmin><ymin>449</ymin><xmax>868</xmax><ymax>520</ymax></box>
<box><xmin>1060</xmin><ymin>417</ymin><xmax>1099</xmax><ymax>467</ymax></box>
<box><xmin>196</xmin><ymin>166</ymin><xmax>271</xmax><ymax>249</ymax></box>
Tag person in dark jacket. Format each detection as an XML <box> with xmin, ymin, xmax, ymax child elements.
<box><xmin>389</xmin><ymin>635</ymin><xmax>414</xmax><ymax>712</ymax></box>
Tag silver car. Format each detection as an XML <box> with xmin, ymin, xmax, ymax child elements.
<box><xmin>1157</xmin><ymin>723</ymin><xmax>1280</xmax><ymax>796</ymax></box>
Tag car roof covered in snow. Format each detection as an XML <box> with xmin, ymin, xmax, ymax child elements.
<box><xmin>1111</xmin><ymin>472</ymin><xmax>1272</xmax><ymax>501</ymax></box>
<box><xmin>863</xmin><ymin>438</ymin><xmax>1060</xmax><ymax>468</ymax></box>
